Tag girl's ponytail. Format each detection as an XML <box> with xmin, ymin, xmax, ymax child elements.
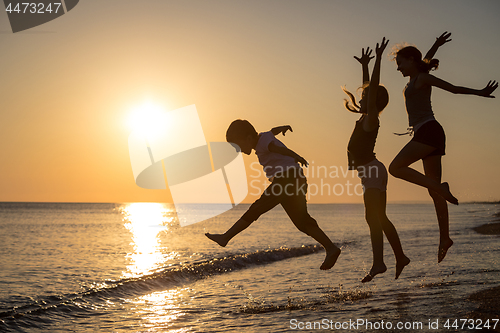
<box><xmin>342</xmin><ymin>83</ymin><xmax>388</xmax><ymax>114</ymax></box>
<box><xmin>423</xmin><ymin>58</ymin><xmax>439</xmax><ymax>72</ymax></box>
<box><xmin>342</xmin><ymin>86</ymin><xmax>362</xmax><ymax>113</ymax></box>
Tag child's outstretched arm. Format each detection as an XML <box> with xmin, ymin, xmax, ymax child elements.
<box><xmin>271</xmin><ymin>125</ymin><xmax>293</xmax><ymax>136</ymax></box>
<box><xmin>364</xmin><ymin>37</ymin><xmax>389</xmax><ymax>132</ymax></box>
<box><xmin>419</xmin><ymin>75</ymin><xmax>498</xmax><ymax>97</ymax></box>
<box><xmin>424</xmin><ymin>31</ymin><xmax>452</xmax><ymax>60</ymax></box>
<box><xmin>354</xmin><ymin>47</ymin><xmax>374</xmax><ymax>84</ymax></box>
<box><xmin>268</xmin><ymin>142</ymin><xmax>308</xmax><ymax>167</ymax></box>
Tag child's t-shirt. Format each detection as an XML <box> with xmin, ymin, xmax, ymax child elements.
<box><xmin>255</xmin><ymin>131</ymin><xmax>300</xmax><ymax>179</ymax></box>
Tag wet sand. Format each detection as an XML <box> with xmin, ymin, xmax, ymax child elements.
<box><xmin>473</xmin><ymin>222</ymin><xmax>500</xmax><ymax>235</ymax></box>
<box><xmin>467</xmin><ymin>287</ymin><xmax>500</xmax><ymax>332</ymax></box>
<box><xmin>468</xmin><ymin>220</ymin><xmax>500</xmax><ymax>331</ymax></box>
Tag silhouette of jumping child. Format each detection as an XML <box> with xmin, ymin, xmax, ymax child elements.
<box><xmin>205</xmin><ymin>120</ymin><xmax>341</xmax><ymax>270</ymax></box>
<box><xmin>343</xmin><ymin>37</ymin><xmax>410</xmax><ymax>283</ymax></box>
<box><xmin>388</xmin><ymin>32</ymin><xmax>498</xmax><ymax>262</ymax></box>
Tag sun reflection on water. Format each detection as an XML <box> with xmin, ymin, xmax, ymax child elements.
<box><xmin>120</xmin><ymin>203</ymin><xmax>177</xmax><ymax>278</ymax></box>
<box><xmin>130</xmin><ymin>289</ymin><xmax>191</xmax><ymax>332</ymax></box>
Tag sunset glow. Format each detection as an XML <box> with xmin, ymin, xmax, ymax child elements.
<box><xmin>1</xmin><ymin>0</ymin><xmax>499</xmax><ymax>204</ymax></box>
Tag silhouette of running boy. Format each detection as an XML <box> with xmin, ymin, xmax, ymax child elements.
<box><xmin>205</xmin><ymin>120</ymin><xmax>341</xmax><ymax>270</ymax></box>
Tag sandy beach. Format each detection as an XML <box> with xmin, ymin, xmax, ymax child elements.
<box><xmin>467</xmin><ymin>286</ymin><xmax>500</xmax><ymax>332</ymax></box>
<box><xmin>467</xmin><ymin>221</ymin><xmax>500</xmax><ymax>331</ymax></box>
<box><xmin>473</xmin><ymin>222</ymin><xmax>500</xmax><ymax>235</ymax></box>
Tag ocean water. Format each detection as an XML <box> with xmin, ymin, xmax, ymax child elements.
<box><xmin>0</xmin><ymin>202</ymin><xmax>499</xmax><ymax>332</ymax></box>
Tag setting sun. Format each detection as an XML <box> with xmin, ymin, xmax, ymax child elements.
<box><xmin>128</xmin><ymin>101</ymin><xmax>169</xmax><ymax>139</ymax></box>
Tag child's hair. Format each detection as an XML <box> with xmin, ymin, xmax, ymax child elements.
<box><xmin>226</xmin><ymin>119</ymin><xmax>258</xmax><ymax>143</ymax></box>
<box><xmin>342</xmin><ymin>84</ymin><xmax>389</xmax><ymax>114</ymax></box>
<box><xmin>392</xmin><ymin>45</ymin><xmax>439</xmax><ymax>73</ymax></box>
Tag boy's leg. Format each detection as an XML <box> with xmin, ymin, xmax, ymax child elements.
<box><xmin>280</xmin><ymin>175</ymin><xmax>340</xmax><ymax>270</ymax></box>
<box><xmin>205</xmin><ymin>181</ymin><xmax>280</xmax><ymax>247</ymax></box>
<box><xmin>205</xmin><ymin>218</ymin><xmax>253</xmax><ymax>247</ymax></box>
<box><xmin>377</xmin><ymin>190</ymin><xmax>410</xmax><ymax>279</ymax></box>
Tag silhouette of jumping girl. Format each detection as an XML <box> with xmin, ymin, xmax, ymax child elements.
<box><xmin>343</xmin><ymin>37</ymin><xmax>410</xmax><ymax>282</ymax></box>
<box><xmin>388</xmin><ymin>32</ymin><xmax>498</xmax><ymax>262</ymax></box>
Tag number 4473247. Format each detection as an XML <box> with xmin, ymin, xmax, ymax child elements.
<box><xmin>5</xmin><ymin>3</ymin><xmax>62</xmax><ymax>14</ymax></box>
<box><xmin>443</xmin><ymin>319</ymin><xmax>498</xmax><ymax>330</ymax></box>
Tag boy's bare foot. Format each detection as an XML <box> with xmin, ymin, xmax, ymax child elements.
<box><xmin>395</xmin><ymin>256</ymin><xmax>410</xmax><ymax>279</ymax></box>
<box><xmin>439</xmin><ymin>182</ymin><xmax>458</xmax><ymax>205</ymax></box>
<box><xmin>320</xmin><ymin>247</ymin><xmax>341</xmax><ymax>270</ymax></box>
<box><xmin>438</xmin><ymin>238</ymin><xmax>453</xmax><ymax>263</ymax></box>
<box><xmin>205</xmin><ymin>233</ymin><xmax>229</xmax><ymax>247</ymax></box>
<box><xmin>362</xmin><ymin>263</ymin><xmax>387</xmax><ymax>283</ymax></box>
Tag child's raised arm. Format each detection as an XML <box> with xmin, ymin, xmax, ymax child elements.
<box><xmin>364</xmin><ymin>37</ymin><xmax>389</xmax><ymax>131</ymax></box>
<box><xmin>354</xmin><ymin>47</ymin><xmax>374</xmax><ymax>84</ymax></box>
<box><xmin>271</xmin><ymin>125</ymin><xmax>293</xmax><ymax>136</ymax></box>
<box><xmin>424</xmin><ymin>31</ymin><xmax>452</xmax><ymax>61</ymax></box>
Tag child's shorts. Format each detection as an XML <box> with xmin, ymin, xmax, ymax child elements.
<box><xmin>357</xmin><ymin>159</ymin><xmax>388</xmax><ymax>192</ymax></box>
<box><xmin>240</xmin><ymin>167</ymin><xmax>319</xmax><ymax>233</ymax></box>
<box><xmin>411</xmin><ymin>120</ymin><xmax>446</xmax><ymax>156</ymax></box>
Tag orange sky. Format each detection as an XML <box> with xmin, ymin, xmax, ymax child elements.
<box><xmin>1</xmin><ymin>0</ymin><xmax>499</xmax><ymax>203</ymax></box>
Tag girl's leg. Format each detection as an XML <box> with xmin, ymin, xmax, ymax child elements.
<box><xmin>422</xmin><ymin>155</ymin><xmax>453</xmax><ymax>262</ymax></box>
<box><xmin>389</xmin><ymin>141</ymin><xmax>458</xmax><ymax>204</ymax></box>
<box><xmin>362</xmin><ymin>188</ymin><xmax>387</xmax><ymax>282</ymax></box>
<box><xmin>378</xmin><ymin>190</ymin><xmax>410</xmax><ymax>278</ymax></box>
